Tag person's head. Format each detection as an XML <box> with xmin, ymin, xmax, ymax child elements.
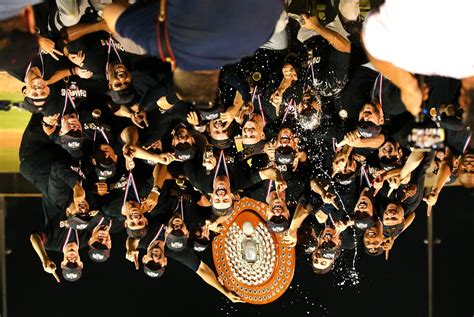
<box><xmin>22</xmin><ymin>68</ymin><xmax>50</xmax><ymax>106</ymax></box>
<box><xmin>378</xmin><ymin>140</ymin><xmax>404</xmax><ymax>170</ymax></box>
<box><xmin>363</xmin><ymin>218</ymin><xmax>384</xmax><ymax>256</ymax></box>
<box><xmin>173</xmin><ymin>68</ymin><xmax>219</xmax><ymax>106</ymax></box>
<box><xmin>61</xmin><ymin>241</ymin><xmax>83</xmax><ymax>282</ymax></box>
<box><xmin>297</xmin><ymin>92</ymin><xmax>322</xmax><ymax>130</ymax></box>
<box><xmin>332</xmin><ymin>153</ymin><xmax>357</xmax><ymax>185</ymax></box>
<box><xmin>358</xmin><ymin>102</ymin><xmax>384</xmax><ymax>126</ymax></box>
<box><xmin>108</xmin><ymin>62</ymin><xmax>132</xmax><ymax>91</ymax></box>
<box><xmin>210</xmin><ymin>175</ymin><xmax>234</xmax><ymax>216</ymax></box>
<box><xmin>66</xmin><ymin>198</ymin><xmax>90</xmax><ymax>220</ymax></box>
<box><xmin>143</xmin><ymin>240</ymin><xmax>167</xmax><ymax>278</ymax></box>
<box><xmin>353</xmin><ymin>188</ymin><xmax>375</xmax><ymax>230</ymax></box>
<box><xmin>265</xmin><ymin>191</ymin><xmax>290</xmax><ymax>233</ymax></box>
<box><xmin>207</xmin><ymin>119</ymin><xmax>237</xmax><ymax>148</ymax></box>
<box><xmin>171</xmin><ymin>125</ymin><xmax>196</xmax><ymax>161</ymax></box>
<box><xmin>59</xmin><ymin>112</ymin><xmax>82</xmax><ymax>136</ymax></box>
<box><xmin>311</xmin><ymin>248</ymin><xmax>334</xmax><ymax>274</ymax></box>
<box><xmin>317</xmin><ymin>226</ymin><xmax>342</xmax><ymax>260</ymax></box>
<box><xmin>381</xmin><ymin>200</ymin><xmax>405</xmax><ymax>237</ymax></box>
<box><xmin>92</xmin><ymin>144</ymin><xmax>117</xmax><ymax>179</ymax></box>
<box><xmin>88</xmin><ymin>224</ymin><xmax>112</xmax><ymax>262</ymax></box>
<box><xmin>122</xmin><ymin>201</ymin><xmax>148</xmax><ymax>231</ymax></box>
<box><xmin>458</xmin><ymin>153</ymin><xmax>474</xmax><ymax>188</ymax></box>
<box><xmin>242</xmin><ymin>113</ymin><xmax>265</xmax><ymax>146</ymax></box>
<box><xmin>165</xmin><ymin>214</ymin><xmax>189</xmax><ymax>251</ymax></box>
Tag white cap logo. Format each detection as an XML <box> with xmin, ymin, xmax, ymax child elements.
<box><xmin>66</xmin><ymin>273</ymin><xmax>78</xmax><ymax>279</ymax></box>
<box><xmin>171</xmin><ymin>242</ymin><xmax>183</xmax><ymax>249</ymax></box>
<box><xmin>92</xmin><ymin>253</ymin><xmax>105</xmax><ymax>260</ymax></box>
<box><xmin>68</xmin><ymin>141</ymin><xmax>81</xmax><ymax>149</ymax></box>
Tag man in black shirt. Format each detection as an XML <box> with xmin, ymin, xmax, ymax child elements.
<box><xmin>125</xmin><ymin>215</ymin><xmax>243</xmax><ymax>303</ymax></box>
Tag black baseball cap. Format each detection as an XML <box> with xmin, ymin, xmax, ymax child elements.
<box><xmin>383</xmin><ymin>223</ymin><xmax>404</xmax><ymax>238</ymax></box>
<box><xmin>211</xmin><ymin>205</ymin><xmax>233</xmax><ymax>217</ymax></box>
<box><xmin>275</xmin><ymin>146</ymin><xmax>295</xmax><ymax>165</ymax></box>
<box><xmin>59</xmin><ymin>131</ymin><xmax>83</xmax><ymax>158</ymax></box>
<box><xmin>267</xmin><ymin>215</ymin><xmax>289</xmax><ymax>233</ymax></box>
<box><xmin>21</xmin><ymin>96</ymin><xmax>47</xmax><ymax>113</ymax></box>
<box><xmin>126</xmin><ymin>227</ymin><xmax>148</xmax><ymax>239</ymax></box>
<box><xmin>165</xmin><ymin>230</ymin><xmax>187</xmax><ymax>251</ymax></box>
<box><xmin>333</xmin><ymin>170</ymin><xmax>356</xmax><ymax>185</ymax></box>
<box><xmin>173</xmin><ymin>142</ymin><xmax>196</xmax><ymax>161</ymax></box>
<box><xmin>358</xmin><ymin>120</ymin><xmax>382</xmax><ymax>138</ymax></box>
<box><xmin>379</xmin><ymin>155</ymin><xmax>401</xmax><ymax>171</ymax></box>
<box><xmin>143</xmin><ymin>261</ymin><xmax>166</xmax><ymax>278</ymax></box>
<box><xmin>193</xmin><ymin>238</ymin><xmax>210</xmax><ymax>252</ymax></box>
<box><xmin>106</xmin><ymin>88</ymin><xmax>136</xmax><ymax>105</ymax></box>
<box><xmin>209</xmin><ymin>137</ymin><xmax>233</xmax><ymax>149</ymax></box>
<box><xmin>95</xmin><ymin>162</ymin><xmax>116</xmax><ymax>179</ymax></box>
<box><xmin>198</xmin><ymin>105</ymin><xmax>221</xmax><ymax>121</ymax></box>
<box><xmin>67</xmin><ymin>215</ymin><xmax>91</xmax><ymax>230</ymax></box>
<box><xmin>320</xmin><ymin>241</ymin><xmax>341</xmax><ymax>260</ymax></box>
<box><xmin>88</xmin><ymin>241</ymin><xmax>110</xmax><ymax>263</ymax></box>
<box><xmin>242</xmin><ymin>139</ymin><xmax>265</xmax><ymax>155</ymax></box>
<box><xmin>353</xmin><ymin>212</ymin><xmax>375</xmax><ymax>230</ymax></box>
<box><xmin>62</xmin><ymin>262</ymin><xmax>82</xmax><ymax>282</ymax></box>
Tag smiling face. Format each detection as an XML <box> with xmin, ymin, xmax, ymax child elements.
<box><xmin>172</xmin><ymin>127</ymin><xmax>195</xmax><ymax>147</ymax></box>
<box><xmin>208</xmin><ymin>119</ymin><xmax>229</xmax><ymax>141</ymax></box>
<box><xmin>363</xmin><ymin>220</ymin><xmax>383</xmax><ymax>254</ymax></box>
<box><xmin>358</xmin><ymin>103</ymin><xmax>384</xmax><ymax>125</ymax></box>
<box><xmin>123</xmin><ymin>201</ymin><xmax>148</xmax><ymax>230</ymax></box>
<box><xmin>242</xmin><ymin>114</ymin><xmax>265</xmax><ymax>145</ymax></box>
<box><xmin>266</xmin><ymin>191</ymin><xmax>290</xmax><ymax>221</ymax></box>
<box><xmin>23</xmin><ymin>67</ymin><xmax>50</xmax><ymax>104</ymax></box>
<box><xmin>143</xmin><ymin>240</ymin><xmax>168</xmax><ymax>266</ymax></box>
<box><xmin>211</xmin><ymin>175</ymin><xmax>233</xmax><ymax>210</ymax></box>
<box><xmin>378</xmin><ymin>140</ymin><xmax>402</xmax><ymax>162</ymax></box>
<box><xmin>88</xmin><ymin>225</ymin><xmax>112</xmax><ymax>249</ymax></box>
<box><xmin>108</xmin><ymin>63</ymin><xmax>132</xmax><ymax>91</ymax></box>
<box><xmin>59</xmin><ymin>113</ymin><xmax>82</xmax><ymax>136</ymax></box>
<box><xmin>458</xmin><ymin>153</ymin><xmax>474</xmax><ymax>188</ymax></box>
<box><xmin>61</xmin><ymin>242</ymin><xmax>84</xmax><ymax>268</ymax></box>
<box><xmin>382</xmin><ymin>203</ymin><xmax>405</xmax><ymax>226</ymax></box>
<box><xmin>276</xmin><ymin>128</ymin><xmax>296</xmax><ymax>149</ymax></box>
<box><xmin>354</xmin><ymin>188</ymin><xmax>374</xmax><ymax>216</ymax></box>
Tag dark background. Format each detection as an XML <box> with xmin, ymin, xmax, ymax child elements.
<box><xmin>3</xmin><ymin>186</ymin><xmax>473</xmax><ymax>317</ymax></box>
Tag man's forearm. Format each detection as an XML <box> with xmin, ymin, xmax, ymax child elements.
<box><xmin>30</xmin><ymin>233</ymin><xmax>49</xmax><ymax>263</ymax></box>
<box><xmin>309</xmin><ymin>23</ymin><xmax>350</xmax><ymax>53</ymax></box>
<box><xmin>288</xmin><ymin>203</ymin><xmax>312</xmax><ymax>232</ymax></box>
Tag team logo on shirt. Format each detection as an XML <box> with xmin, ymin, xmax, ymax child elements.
<box><xmin>61</xmin><ymin>88</ymin><xmax>87</xmax><ymax>98</ymax></box>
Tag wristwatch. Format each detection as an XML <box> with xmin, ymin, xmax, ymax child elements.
<box><xmin>151</xmin><ymin>186</ymin><xmax>161</xmax><ymax>195</ymax></box>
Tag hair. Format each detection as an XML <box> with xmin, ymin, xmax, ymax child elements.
<box><xmin>173</xmin><ymin>68</ymin><xmax>219</xmax><ymax>106</ymax></box>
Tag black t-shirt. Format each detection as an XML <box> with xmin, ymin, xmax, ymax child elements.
<box><xmin>184</xmin><ymin>152</ymin><xmax>263</xmax><ymax>195</ymax></box>
<box><xmin>137</xmin><ymin>217</ymin><xmax>201</xmax><ymax>272</ymax></box>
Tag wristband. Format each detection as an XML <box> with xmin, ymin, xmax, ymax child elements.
<box><xmin>151</xmin><ymin>186</ymin><xmax>161</xmax><ymax>195</ymax></box>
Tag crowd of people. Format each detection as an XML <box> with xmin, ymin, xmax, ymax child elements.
<box><xmin>2</xmin><ymin>0</ymin><xmax>472</xmax><ymax>303</ymax></box>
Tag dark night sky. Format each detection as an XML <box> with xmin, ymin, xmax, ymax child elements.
<box><xmin>4</xmin><ymin>186</ymin><xmax>473</xmax><ymax>317</ymax></box>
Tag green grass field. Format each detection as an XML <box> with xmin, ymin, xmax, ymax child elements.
<box><xmin>0</xmin><ymin>91</ymin><xmax>30</xmax><ymax>172</ymax></box>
